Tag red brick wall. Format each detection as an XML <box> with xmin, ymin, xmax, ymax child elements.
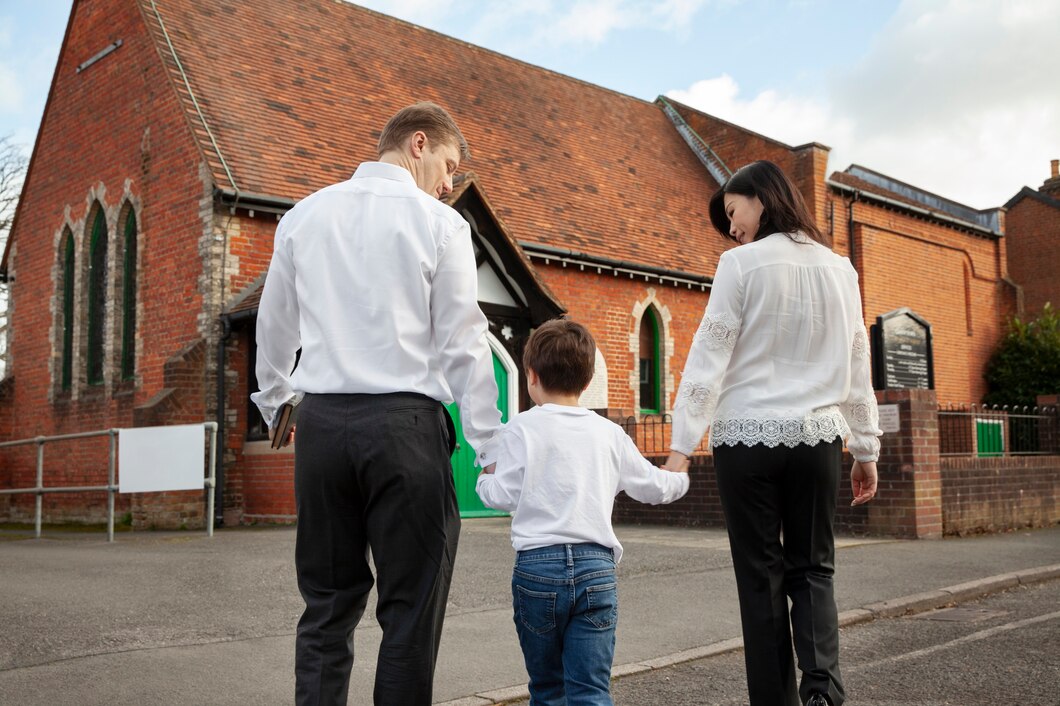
<box><xmin>0</xmin><ymin>0</ymin><xmax>214</xmax><ymax>526</ymax></box>
<box><xmin>941</xmin><ymin>455</ymin><xmax>1060</xmax><ymax>535</ymax></box>
<box><xmin>1006</xmin><ymin>196</ymin><xmax>1060</xmax><ymax>317</ymax></box>
<box><xmin>532</xmin><ymin>260</ymin><xmax>718</xmax><ymax>415</ymax></box>
<box><xmin>241</xmin><ymin>444</ymin><xmax>296</xmax><ymax>522</ymax></box>
<box><xmin>828</xmin><ymin>193</ymin><xmax>1011</xmax><ymax>404</ymax></box>
<box><xmin>669</xmin><ymin>103</ymin><xmax>830</xmax><ymax>234</ymax></box>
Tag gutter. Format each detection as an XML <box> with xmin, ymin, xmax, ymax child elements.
<box><xmin>214</xmin><ymin>188</ymin><xmax>296</xmax><ymax>216</ymax></box>
<box><xmin>518</xmin><ymin>241</ymin><xmax>713</xmax><ymax>290</ymax></box>
<box><xmin>828</xmin><ymin>180</ymin><xmax>1001</xmax><ymax>238</ymax></box>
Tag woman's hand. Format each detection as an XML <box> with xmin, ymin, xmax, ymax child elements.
<box><xmin>850</xmin><ymin>460</ymin><xmax>878</xmax><ymax>506</ymax></box>
<box><xmin>664</xmin><ymin>450</ymin><xmax>690</xmax><ymax>474</ymax></box>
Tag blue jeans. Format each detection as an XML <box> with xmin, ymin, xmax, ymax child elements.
<box><xmin>511</xmin><ymin>543</ymin><xmax>618</xmax><ymax>706</ymax></box>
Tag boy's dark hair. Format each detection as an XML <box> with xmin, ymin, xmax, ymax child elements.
<box><xmin>708</xmin><ymin>160</ymin><xmax>826</xmax><ymax>245</ymax></box>
<box><xmin>523</xmin><ymin>319</ymin><xmax>596</xmax><ymax>395</ymax></box>
<box><xmin>377</xmin><ymin>101</ymin><xmax>471</xmax><ymax>161</ymax></box>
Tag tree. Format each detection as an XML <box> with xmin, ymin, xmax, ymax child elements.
<box><xmin>983</xmin><ymin>303</ymin><xmax>1060</xmax><ymax>408</ymax></box>
<box><xmin>0</xmin><ymin>135</ymin><xmax>30</xmax><ymax>378</ymax></box>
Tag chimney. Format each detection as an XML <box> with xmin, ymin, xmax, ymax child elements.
<box><xmin>1042</xmin><ymin>159</ymin><xmax>1060</xmax><ymax>198</ymax></box>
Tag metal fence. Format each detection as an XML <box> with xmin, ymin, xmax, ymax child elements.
<box><xmin>938</xmin><ymin>404</ymin><xmax>1059</xmax><ymax>457</ymax></box>
<box><xmin>0</xmin><ymin>423</ymin><xmax>218</xmax><ymax>541</ymax></box>
<box><xmin>619</xmin><ymin>414</ymin><xmax>711</xmax><ymax>456</ymax></box>
<box><xmin>619</xmin><ymin>406</ymin><xmax>1060</xmax><ymax>458</ymax></box>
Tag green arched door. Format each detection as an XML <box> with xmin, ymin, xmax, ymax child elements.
<box><xmin>447</xmin><ymin>352</ymin><xmax>511</xmax><ymax>517</ymax></box>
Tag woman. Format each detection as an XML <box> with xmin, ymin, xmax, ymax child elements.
<box><xmin>666</xmin><ymin>161</ymin><xmax>881</xmax><ymax>706</ymax></box>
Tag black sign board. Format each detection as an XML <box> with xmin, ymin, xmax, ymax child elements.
<box><xmin>871</xmin><ymin>308</ymin><xmax>934</xmax><ymax>390</ymax></box>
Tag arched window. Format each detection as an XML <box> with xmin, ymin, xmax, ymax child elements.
<box><xmin>639</xmin><ymin>306</ymin><xmax>661</xmax><ymax>413</ymax></box>
<box><xmin>86</xmin><ymin>207</ymin><xmax>107</xmax><ymax>385</ymax></box>
<box><xmin>120</xmin><ymin>208</ymin><xmax>137</xmax><ymax>379</ymax></box>
<box><xmin>60</xmin><ymin>229</ymin><xmax>75</xmax><ymax>391</ymax></box>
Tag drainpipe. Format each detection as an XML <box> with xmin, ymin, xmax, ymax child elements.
<box><xmin>848</xmin><ymin>190</ymin><xmax>860</xmax><ymax>273</ymax></box>
<box><xmin>215</xmin><ymin>308</ymin><xmax>257</xmax><ymax>527</ymax></box>
<box><xmin>214</xmin><ymin>316</ymin><xmax>231</xmax><ymax>527</ymax></box>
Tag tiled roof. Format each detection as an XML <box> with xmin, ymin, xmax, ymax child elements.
<box><xmin>139</xmin><ymin>0</ymin><xmax>725</xmax><ymax>276</ymax></box>
<box><xmin>1004</xmin><ymin>185</ymin><xmax>1060</xmax><ymax>212</ymax></box>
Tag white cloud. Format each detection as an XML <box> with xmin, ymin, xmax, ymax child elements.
<box><xmin>667</xmin><ymin>74</ymin><xmax>851</xmax><ymax>150</ymax></box>
<box><xmin>669</xmin><ymin>0</ymin><xmax>1060</xmax><ymax>209</ymax></box>
<box><xmin>537</xmin><ymin>0</ymin><xmax>635</xmax><ymax>46</ymax></box>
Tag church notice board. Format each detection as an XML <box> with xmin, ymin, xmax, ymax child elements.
<box><xmin>118</xmin><ymin>424</ymin><xmax>206</xmax><ymax>493</ymax></box>
<box><xmin>870</xmin><ymin>308</ymin><xmax>935</xmax><ymax>391</ymax></box>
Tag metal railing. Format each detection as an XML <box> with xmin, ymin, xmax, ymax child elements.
<box><xmin>938</xmin><ymin>404</ymin><xmax>1058</xmax><ymax>457</ymax></box>
<box><xmin>619</xmin><ymin>414</ymin><xmax>710</xmax><ymax>456</ymax></box>
<box><xmin>0</xmin><ymin>422</ymin><xmax>218</xmax><ymax>541</ymax></box>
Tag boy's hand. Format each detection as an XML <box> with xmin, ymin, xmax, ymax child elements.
<box><xmin>663</xmin><ymin>450</ymin><xmax>690</xmax><ymax>474</ymax></box>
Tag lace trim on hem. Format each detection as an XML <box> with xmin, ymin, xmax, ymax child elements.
<box><xmin>710</xmin><ymin>410</ymin><xmax>850</xmax><ymax>450</ymax></box>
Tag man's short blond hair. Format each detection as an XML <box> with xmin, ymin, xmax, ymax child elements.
<box><xmin>377</xmin><ymin>102</ymin><xmax>470</xmax><ymax>161</ymax></box>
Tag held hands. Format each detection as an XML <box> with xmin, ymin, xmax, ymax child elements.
<box><xmin>850</xmin><ymin>460</ymin><xmax>878</xmax><ymax>506</ymax></box>
<box><xmin>663</xmin><ymin>450</ymin><xmax>690</xmax><ymax>474</ymax></box>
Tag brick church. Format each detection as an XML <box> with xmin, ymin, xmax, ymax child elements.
<box><xmin>0</xmin><ymin>0</ymin><xmax>1025</xmax><ymax>528</ymax></box>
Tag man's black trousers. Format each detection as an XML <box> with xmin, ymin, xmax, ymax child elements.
<box><xmin>293</xmin><ymin>392</ymin><xmax>459</xmax><ymax>706</ymax></box>
<box><xmin>714</xmin><ymin>439</ymin><xmax>846</xmax><ymax>706</ymax></box>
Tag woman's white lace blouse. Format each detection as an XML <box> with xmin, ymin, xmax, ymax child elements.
<box><xmin>670</xmin><ymin>233</ymin><xmax>882</xmax><ymax>462</ymax></box>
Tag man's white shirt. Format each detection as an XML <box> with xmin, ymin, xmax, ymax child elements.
<box><xmin>251</xmin><ymin>161</ymin><xmax>501</xmax><ymax>463</ymax></box>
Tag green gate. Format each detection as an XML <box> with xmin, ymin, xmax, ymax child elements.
<box><xmin>976</xmin><ymin>418</ymin><xmax>1004</xmax><ymax>457</ymax></box>
<box><xmin>448</xmin><ymin>353</ymin><xmax>511</xmax><ymax>517</ymax></box>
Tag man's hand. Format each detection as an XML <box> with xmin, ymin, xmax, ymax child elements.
<box><xmin>481</xmin><ymin>463</ymin><xmax>497</xmax><ymax>475</ymax></box>
<box><xmin>850</xmin><ymin>460</ymin><xmax>877</xmax><ymax>506</ymax></box>
<box><xmin>663</xmin><ymin>450</ymin><xmax>690</xmax><ymax>474</ymax></box>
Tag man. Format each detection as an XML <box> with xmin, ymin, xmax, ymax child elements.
<box><xmin>252</xmin><ymin>102</ymin><xmax>502</xmax><ymax>705</ymax></box>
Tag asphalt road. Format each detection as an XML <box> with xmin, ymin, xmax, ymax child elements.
<box><xmin>506</xmin><ymin>580</ymin><xmax>1060</xmax><ymax>705</ymax></box>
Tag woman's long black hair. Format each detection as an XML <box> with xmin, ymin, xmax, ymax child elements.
<box><xmin>708</xmin><ymin>160</ymin><xmax>826</xmax><ymax>245</ymax></box>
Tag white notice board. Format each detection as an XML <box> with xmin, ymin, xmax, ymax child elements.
<box><xmin>119</xmin><ymin>424</ymin><xmax>206</xmax><ymax>493</ymax></box>
<box><xmin>878</xmin><ymin>404</ymin><xmax>900</xmax><ymax>434</ymax></box>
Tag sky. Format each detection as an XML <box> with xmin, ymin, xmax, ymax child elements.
<box><xmin>0</xmin><ymin>0</ymin><xmax>1057</xmax><ymax>210</ymax></box>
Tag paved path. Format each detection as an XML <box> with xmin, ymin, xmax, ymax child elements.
<box><xmin>0</xmin><ymin>520</ymin><xmax>1057</xmax><ymax>704</ymax></box>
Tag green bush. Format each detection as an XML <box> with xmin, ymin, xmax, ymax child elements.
<box><xmin>983</xmin><ymin>303</ymin><xmax>1060</xmax><ymax>408</ymax></box>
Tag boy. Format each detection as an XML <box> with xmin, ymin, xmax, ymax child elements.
<box><xmin>477</xmin><ymin>319</ymin><xmax>689</xmax><ymax>705</ymax></box>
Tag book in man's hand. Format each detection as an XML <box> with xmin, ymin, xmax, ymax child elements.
<box><xmin>270</xmin><ymin>400</ymin><xmax>299</xmax><ymax>450</ymax></box>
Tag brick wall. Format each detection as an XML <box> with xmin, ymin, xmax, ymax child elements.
<box><xmin>669</xmin><ymin>103</ymin><xmax>830</xmax><ymax>231</ymax></box>
<box><xmin>1006</xmin><ymin>193</ymin><xmax>1060</xmax><ymax>317</ymax></box>
<box><xmin>241</xmin><ymin>442</ymin><xmax>296</xmax><ymax>523</ymax></box>
<box><xmin>533</xmin><ymin>262</ymin><xmax>716</xmax><ymax>416</ymax></box>
<box><xmin>0</xmin><ymin>0</ymin><xmax>216</xmax><ymax>527</ymax></box>
<box><xmin>941</xmin><ymin>455</ymin><xmax>1060</xmax><ymax>535</ymax></box>
<box><xmin>828</xmin><ymin>193</ymin><xmax>1012</xmax><ymax>404</ymax></box>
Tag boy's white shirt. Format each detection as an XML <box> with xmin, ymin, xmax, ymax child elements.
<box><xmin>475</xmin><ymin>404</ymin><xmax>689</xmax><ymax>563</ymax></box>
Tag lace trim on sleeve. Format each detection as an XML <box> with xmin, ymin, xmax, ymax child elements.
<box><xmin>842</xmin><ymin>394</ymin><xmax>879</xmax><ymax>428</ymax></box>
<box><xmin>694</xmin><ymin>312</ymin><xmax>740</xmax><ymax>352</ymax></box>
<box><xmin>677</xmin><ymin>380</ymin><xmax>717</xmax><ymax>419</ymax></box>
<box><xmin>852</xmin><ymin>326</ymin><xmax>870</xmax><ymax>361</ymax></box>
